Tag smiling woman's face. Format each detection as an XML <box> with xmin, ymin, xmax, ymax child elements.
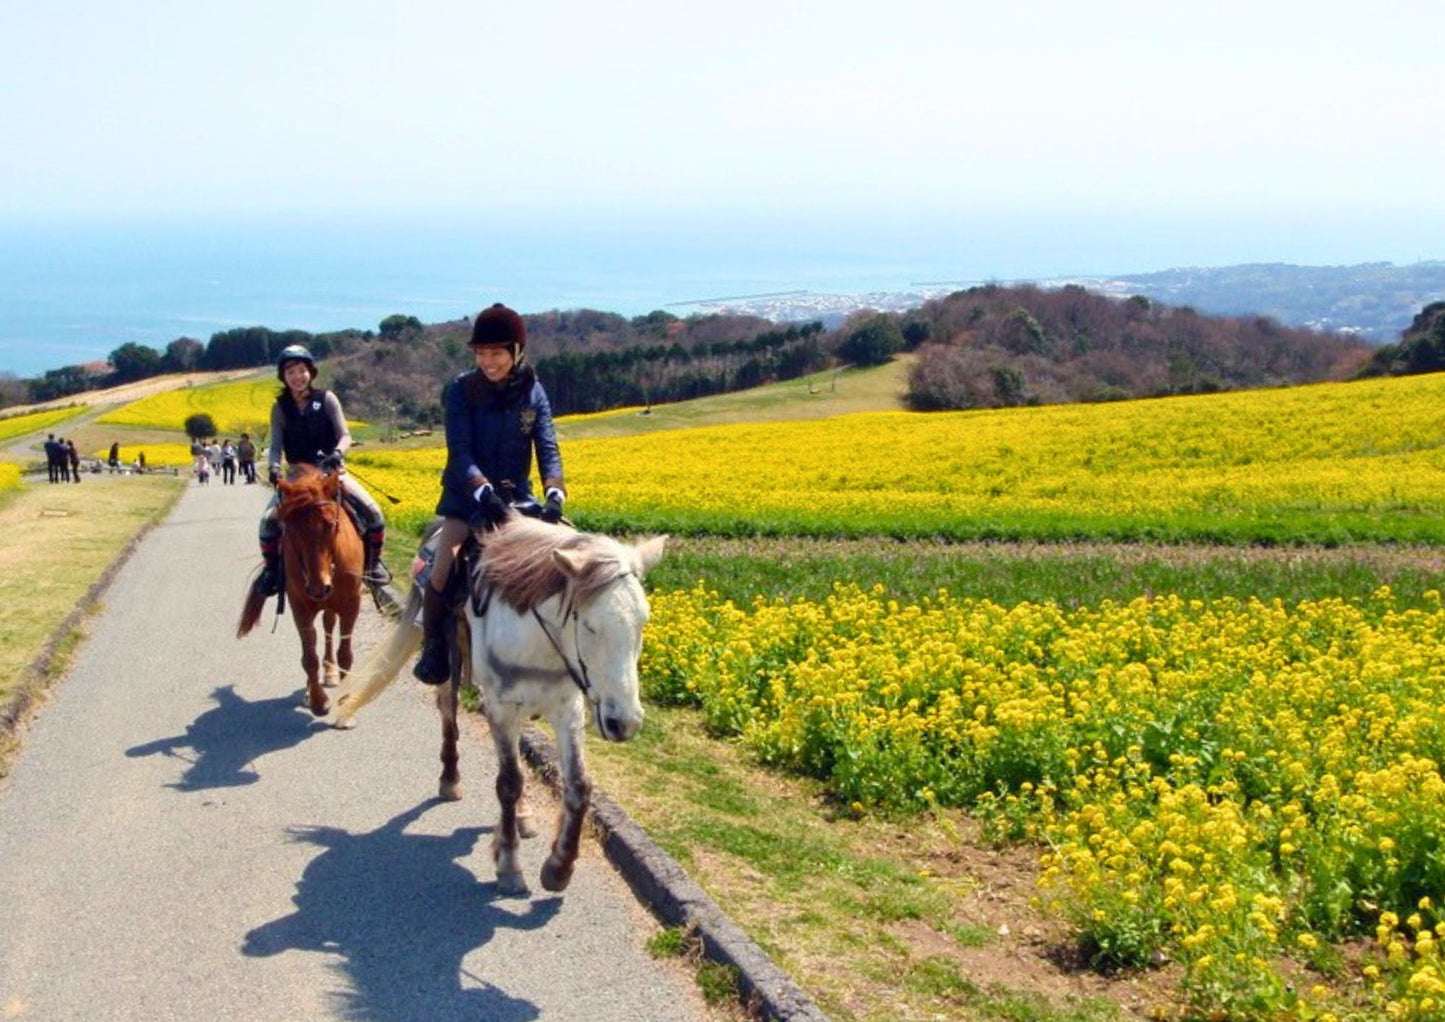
<box><xmin>474</xmin><ymin>345</ymin><xmax>515</xmax><ymax>382</ymax></box>
<box><xmin>283</xmin><ymin>361</ymin><xmax>312</xmax><ymax>393</ymax></box>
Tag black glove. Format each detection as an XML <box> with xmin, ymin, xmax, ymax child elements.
<box><xmin>268</xmin><ymin>466</ymin><xmax>280</xmax><ymax>487</ymax></box>
<box><xmin>319</xmin><ymin>451</ymin><xmax>344</xmax><ymax>472</ymax></box>
<box><xmin>472</xmin><ymin>482</ymin><xmax>510</xmax><ymax>529</ymax></box>
<box><xmin>541</xmin><ymin>487</ymin><xmax>565</xmax><ymax>524</ymax></box>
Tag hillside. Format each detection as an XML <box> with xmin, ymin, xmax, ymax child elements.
<box><xmin>1066</xmin><ymin>260</ymin><xmax>1445</xmax><ymax>341</ymax></box>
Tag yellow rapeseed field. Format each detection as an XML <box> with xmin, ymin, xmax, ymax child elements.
<box><xmin>0</xmin><ymin>406</ymin><xmax>84</xmax><ymax>444</ymax></box>
<box><xmin>352</xmin><ymin>372</ymin><xmax>1445</xmax><ymax>543</ymax></box>
<box><xmin>641</xmin><ymin>581</ymin><xmax>1445</xmax><ymax>1019</ymax></box>
<box><xmin>97</xmin><ymin>378</ymin><xmax>278</xmax><ymax>436</ymax></box>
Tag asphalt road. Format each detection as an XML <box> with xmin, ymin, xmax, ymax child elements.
<box><xmin>0</xmin><ymin>477</ymin><xmax>711</xmax><ymax>1022</ymax></box>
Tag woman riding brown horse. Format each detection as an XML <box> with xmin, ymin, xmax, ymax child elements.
<box><xmin>237</xmin><ymin>464</ymin><xmax>364</xmax><ymax>716</ymax></box>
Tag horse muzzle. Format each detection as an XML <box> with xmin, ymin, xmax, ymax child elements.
<box><xmin>594</xmin><ymin>700</ymin><xmax>643</xmax><ymax>743</ymax></box>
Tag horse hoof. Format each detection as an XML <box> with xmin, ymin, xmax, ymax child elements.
<box><xmin>439</xmin><ymin>780</ymin><xmax>462</xmax><ymax>802</ymax></box>
<box><xmin>332</xmin><ymin>715</ymin><xmax>356</xmax><ymax>730</ymax></box>
<box><xmin>309</xmin><ymin>700</ymin><xmax>329</xmax><ymax>718</ymax></box>
<box><xmin>540</xmin><ymin>858</ymin><xmax>574</xmax><ymax>893</ymax></box>
<box><xmin>496</xmin><ymin>870</ymin><xmax>529</xmax><ymax>896</ymax></box>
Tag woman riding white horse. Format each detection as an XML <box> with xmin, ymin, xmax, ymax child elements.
<box><xmin>333</xmin><ymin>517</ymin><xmax>666</xmax><ymax>894</ymax></box>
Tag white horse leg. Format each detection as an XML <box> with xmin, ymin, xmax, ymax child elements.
<box><xmin>540</xmin><ymin>705</ymin><xmax>591</xmax><ymax>893</ymax></box>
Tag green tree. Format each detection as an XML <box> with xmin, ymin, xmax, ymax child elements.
<box><xmin>184</xmin><ymin>413</ymin><xmax>217</xmax><ymax>440</ymax></box>
<box><xmin>378</xmin><ymin>314</ymin><xmax>423</xmax><ymax>341</ymax></box>
<box><xmin>164</xmin><ymin>337</ymin><xmax>205</xmax><ymax>372</ymax></box>
<box><xmin>109</xmin><ymin>342</ymin><xmax>164</xmax><ymax>383</ymax></box>
<box><xmin>839</xmin><ymin>315</ymin><xmax>903</xmax><ymax>367</ymax></box>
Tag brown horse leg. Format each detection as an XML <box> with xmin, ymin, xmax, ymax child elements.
<box><xmin>321</xmin><ymin>608</ymin><xmax>340</xmax><ymax>687</ymax></box>
<box><xmin>336</xmin><ymin>604</ymin><xmax>357</xmax><ymax>683</ymax></box>
<box><xmin>437</xmin><ymin>677</ymin><xmax>461</xmax><ymax>802</ymax></box>
<box><xmin>296</xmin><ymin>620</ymin><xmax>328</xmax><ymax>717</ymax></box>
<box><xmin>490</xmin><ymin>723</ymin><xmax>528</xmax><ymax>895</ymax></box>
<box><xmin>540</xmin><ymin>715</ymin><xmax>591</xmax><ymax>893</ymax></box>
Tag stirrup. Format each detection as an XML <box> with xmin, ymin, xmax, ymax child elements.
<box><xmin>370</xmin><ymin>582</ymin><xmax>402</xmax><ymax>619</ymax></box>
<box><xmin>255</xmin><ymin>567</ymin><xmax>281</xmax><ymax>598</ymax></box>
<box><xmin>413</xmin><ymin>636</ymin><xmax>450</xmax><ymax>685</ymax></box>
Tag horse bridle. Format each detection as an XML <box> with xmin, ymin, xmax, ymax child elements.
<box><xmin>288</xmin><ymin>499</ymin><xmax>344</xmax><ymax>593</ymax></box>
<box><xmin>530</xmin><ymin>570</ymin><xmax>637</xmax><ymax>697</ymax></box>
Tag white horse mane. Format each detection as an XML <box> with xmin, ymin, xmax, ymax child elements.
<box><xmin>478</xmin><ymin>516</ymin><xmax>632</xmax><ymax>612</ymax></box>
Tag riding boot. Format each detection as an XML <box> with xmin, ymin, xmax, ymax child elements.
<box><xmin>254</xmin><ymin>540</ymin><xmax>281</xmax><ymax>598</ymax></box>
<box><xmin>363</xmin><ymin>528</ymin><xmax>401</xmax><ymax>617</ymax></box>
<box><xmin>413</xmin><ymin>586</ymin><xmax>451</xmax><ymax>685</ymax></box>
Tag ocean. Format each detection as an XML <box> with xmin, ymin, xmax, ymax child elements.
<box><xmin>2</xmin><ymin>206</ymin><xmax>1438</xmax><ymax>379</ymax></box>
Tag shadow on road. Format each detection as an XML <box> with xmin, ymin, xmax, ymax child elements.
<box><xmin>125</xmin><ymin>685</ymin><xmax>323</xmax><ymax>789</ymax></box>
<box><xmin>243</xmin><ymin>799</ymin><xmax>558</xmax><ymax>1021</ymax></box>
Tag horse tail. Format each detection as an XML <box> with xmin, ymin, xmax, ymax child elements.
<box><xmin>236</xmin><ymin>579</ymin><xmax>267</xmax><ymax>638</ymax></box>
<box><xmin>331</xmin><ymin>583</ymin><xmax>423</xmax><ymax>727</ymax></box>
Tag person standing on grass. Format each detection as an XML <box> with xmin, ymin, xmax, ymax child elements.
<box><xmin>249</xmin><ymin>345</ymin><xmax>397</xmax><ymax>614</ymax></box>
<box><xmin>65</xmin><ymin>439</ymin><xmax>81</xmax><ymax>483</ymax></box>
<box><xmin>44</xmin><ymin>434</ymin><xmax>60</xmax><ymax>483</ymax></box>
<box><xmin>412</xmin><ymin>303</ymin><xmax>567</xmax><ymax>684</ymax></box>
<box><xmin>108</xmin><ymin>441</ymin><xmax>120</xmax><ymax>473</ymax></box>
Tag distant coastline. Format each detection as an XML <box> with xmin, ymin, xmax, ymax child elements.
<box><xmin>2</xmin><ymin>206</ymin><xmax>1442</xmax><ymax>378</ymax></box>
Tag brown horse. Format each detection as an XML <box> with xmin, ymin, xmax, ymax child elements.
<box><xmin>237</xmin><ymin>465</ymin><xmax>363</xmax><ymax>717</ymax></box>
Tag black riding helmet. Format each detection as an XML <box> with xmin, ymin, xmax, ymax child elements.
<box><xmin>276</xmin><ymin>344</ymin><xmax>318</xmax><ymax>383</ymax></box>
<box><xmin>469</xmin><ymin>303</ymin><xmax>527</xmax><ymax>361</ymax></box>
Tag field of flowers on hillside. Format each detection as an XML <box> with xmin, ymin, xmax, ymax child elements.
<box><xmin>0</xmin><ymin>406</ymin><xmax>84</xmax><ymax>445</ymax></box>
<box><xmin>97</xmin><ymin>378</ymin><xmax>281</xmax><ymax>436</ymax></box>
<box><xmin>351</xmin><ymin>373</ymin><xmax>1445</xmax><ymax>545</ymax></box>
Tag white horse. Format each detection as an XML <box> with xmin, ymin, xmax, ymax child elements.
<box><xmin>332</xmin><ymin>516</ymin><xmax>666</xmax><ymax>895</ymax></box>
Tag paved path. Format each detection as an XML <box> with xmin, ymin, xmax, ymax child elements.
<box><xmin>0</xmin><ymin>478</ymin><xmax>710</xmax><ymax>1021</ymax></box>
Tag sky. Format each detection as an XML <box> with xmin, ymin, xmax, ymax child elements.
<box><xmin>2</xmin><ymin>0</ymin><xmax>1443</xmax><ymax>237</ymax></box>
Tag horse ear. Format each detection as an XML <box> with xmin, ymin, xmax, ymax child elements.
<box><xmin>552</xmin><ymin>547</ymin><xmax>587</xmax><ymax>579</ymax></box>
<box><xmin>632</xmin><ymin>535</ymin><xmax>668</xmax><ymax>577</ymax></box>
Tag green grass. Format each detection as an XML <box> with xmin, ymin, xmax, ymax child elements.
<box><xmin>649</xmin><ymin>536</ymin><xmax>1445</xmax><ymax>608</ymax></box>
<box><xmin>556</xmin><ymin>358</ymin><xmax>912</xmax><ymax>440</ymax></box>
<box><xmin>586</xmin><ymin>702</ymin><xmax>1128</xmax><ymax>1021</ymax></box>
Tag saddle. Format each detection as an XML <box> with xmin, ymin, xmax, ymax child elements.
<box><xmin>411</xmin><ymin>500</ymin><xmax>570</xmax><ymax>622</ymax></box>
<box><xmin>412</xmin><ymin>525</ymin><xmax>492</xmax><ymax>619</ymax></box>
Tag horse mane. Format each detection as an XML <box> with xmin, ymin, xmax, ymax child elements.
<box><xmin>277</xmin><ymin>464</ymin><xmax>333</xmax><ymax>520</ymax></box>
<box><xmin>479</xmin><ymin>517</ymin><xmax>630</xmax><ymax>612</ymax></box>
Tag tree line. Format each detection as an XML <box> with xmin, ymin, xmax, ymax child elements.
<box><xmin>9</xmin><ymin>286</ymin><xmax>1437</xmax><ymax>421</ymax></box>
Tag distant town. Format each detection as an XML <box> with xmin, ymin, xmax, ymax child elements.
<box><xmin>677</xmin><ymin>261</ymin><xmax>1445</xmax><ymax>343</ymax></box>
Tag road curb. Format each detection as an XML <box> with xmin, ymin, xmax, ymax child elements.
<box><xmin>520</xmin><ymin>728</ymin><xmax>832</xmax><ymax>1022</ymax></box>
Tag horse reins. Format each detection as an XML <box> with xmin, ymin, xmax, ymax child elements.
<box><xmin>530</xmin><ymin>570</ymin><xmax>637</xmax><ymax>697</ymax></box>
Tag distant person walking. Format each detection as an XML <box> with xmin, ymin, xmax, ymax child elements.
<box><xmin>55</xmin><ymin>437</ymin><xmax>71</xmax><ymax>482</ymax></box>
<box><xmin>65</xmin><ymin>439</ymin><xmax>81</xmax><ymax>483</ymax></box>
<box><xmin>221</xmin><ymin>439</ymin><xmax>237</xmax><ymax>484</ymax></box>
<box><xmin>44</xmin><ymin>434</ymin><xmax>60</xmax><ymax>483</ymax></box>
<box><xmin>237</xmin><ymin>433</ymin><xmax>257</xmax><ymax>484</ymax></box>
<box><xmin>108</xmin><ymin>441</ymin><xmax>121</xmax><ymax>473</ymax></box>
